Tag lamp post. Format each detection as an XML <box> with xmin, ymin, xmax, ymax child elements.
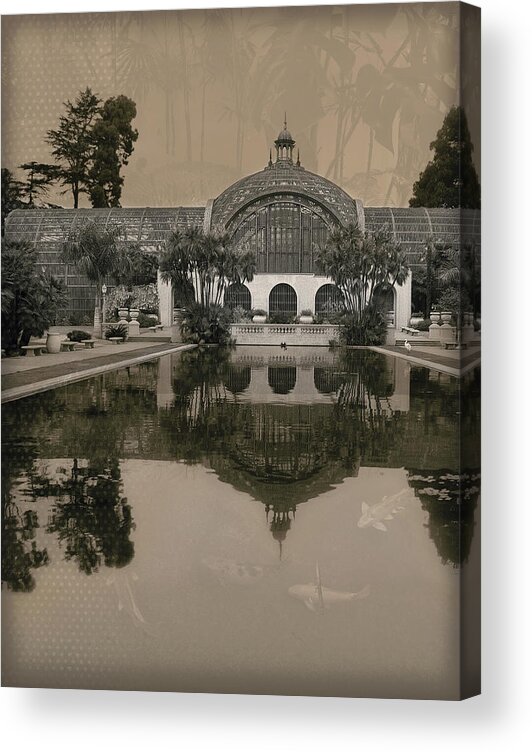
<box><xmin>101</xmin><ymin>284</ymin><xmax>107</xmax><ymax>335</ymax></box>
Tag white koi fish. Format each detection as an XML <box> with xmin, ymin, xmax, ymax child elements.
<box><xmin>289</xmin><ymin>562</ymin><xmax>370</xmax><ymax>613</ymax></box>
<box><xmin>357</xmin><ymin>488</ymin><xmax>410</xmax><ymax>532</ymax></box>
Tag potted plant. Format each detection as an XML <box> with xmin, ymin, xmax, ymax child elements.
<box><xmin>299</xmin><ymin>309</ymin><xmax>314</xmax><ymax>324</ymax></box>
<box><xmin>410</xmin><ymin>312</ymin><xmax>424</xmax><ymax>328</ymax></box>
<box><xmin>252</xmin><ymin>309</ymin><xmax>267</xmax><ymax>323</ymax></box>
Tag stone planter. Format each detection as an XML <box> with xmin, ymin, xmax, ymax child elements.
<box><xmin>252</xmin><ymin>315</ymin><xmax>267</xmax><ymax>323</ymax></box>
<box><xmin>129</xmin><ymin>309</ymin><xmax>139</xmax><ymax>320</ymax></box>
<box><xmin>299</xmin><ymin>315</ymin><xmax>313</xmax><ymax>324</ymax></box>
<box><xmin>118</xmin><ymin>307</ymin><xmax>128</xmax><ymax>320</ymax></box>
<box><xmin>410</xmin><ymin>316</ymin><xmax>424</xmax><ymax>328</ymax></box>
<box><xmin>440</xmin><ymin>311</ymin><xmax>452</xmax><ymax>324</ymax></box>
<box><xmin>46</xmin><ymin>331</ymin><xmax>64</xmax><ymax>354</ymax></box>
<box><xmin>430</xmin><ymin>311</ymin><xmax>441</xmax><ymax>324</ymax></box>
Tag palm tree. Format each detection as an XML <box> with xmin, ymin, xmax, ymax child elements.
<box><xmin>315</xmin><ymin>224</ymin><xmax>409</xmax><ymax>316</ymax></box>
<box><xmin>62</xmin><ymin>221</ymin><xmax>136</xmax><ymax>336</ymax></box>
<box><xmin>159</xmin><ymin>227</ymin><xmax>255</xmax><ymax>310</ymax></box>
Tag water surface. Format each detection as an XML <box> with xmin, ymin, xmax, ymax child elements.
<box><xmin>1</xmin><ymin>347</ymin><xmax>480</xmax><ymax>698</ymax></box>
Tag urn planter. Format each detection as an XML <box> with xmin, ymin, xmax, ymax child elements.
<box><xmin>252</xmin><ymin>315</ymin><xmax>267</xmax><ymax>324</ymax></box>
<box><xmin>46</xmin><ymin>331</ymin><xmax>63</xmax><ymax>353</ymax></box>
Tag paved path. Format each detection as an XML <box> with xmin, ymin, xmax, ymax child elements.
<box><xmin>372</xmin><ymin>344</ymin><xmax>481</xmax><ymax>376</ymax></box>
<box><xmin>1</xmin><ymin>343</ymin><xmax>195</xmax><ymax>403</ymax></box>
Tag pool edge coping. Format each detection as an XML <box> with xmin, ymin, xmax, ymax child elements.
<box><xmin>1</xmin><ymin>344</ymin><xmax>197</xmax><ymax>403</ymax></box>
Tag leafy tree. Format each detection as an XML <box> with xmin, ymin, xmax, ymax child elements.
<box><xmin>18</xmin><ymin>161</ymin><xmax>59</xmax><ymax>206</ymax></box>
<box><xmin>1</xmin><ymin>168</ymin><xmax>25</xmax><ymax>234</ymax></box>
<box><xmin>46</xmin><ymin>88</ymin><xmax>102</xmax><ymax>208</ymax></box>
<box><xmin>434</xmin><ymin>241</ymin><xmax>480</xmax><ymax>317</ymax></box>
<box><xmin>62</xmin><ymin>221</ymin><xmax>137</xmax><ymax>335</ymax></box>
<box><xmin>1</xmin><ymin>240</ymin><xmax>67</xmax><ymax>353</ymax></box>
<box><xmin>88</xmin><ymin>95</ymin><xmax>139</xmax><ymax>208</ymax></box>
<box><xmin>409</xmin><ymin>106</ymin><xmax>480</xmax><ymax>209</ymax></box>
<box><xmin>120</xmin><ymin>245</ymin><xmax>158</xmax><ymax>288</ymax></box>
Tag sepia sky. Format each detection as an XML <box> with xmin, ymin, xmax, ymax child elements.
<box><xmin>1</xmin><ymin>3</ymin><xmax>479</xmax><ymax>209</ymax></box>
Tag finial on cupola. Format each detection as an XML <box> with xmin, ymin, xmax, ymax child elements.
<box><xmin>296</xmin><ymin>148</ymin><xmax>300</xmax><ymax>167</ymax></box>
<box><xmin>268</xmin><ymin>147</ymin><xmax>272</xmax><ymax>166</ymax></box>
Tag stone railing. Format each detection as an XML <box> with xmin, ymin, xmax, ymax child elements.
<box><xmin>230</xmin><ymin>323</ymin><xmax>341</xmax><ymax>346</ymax></box>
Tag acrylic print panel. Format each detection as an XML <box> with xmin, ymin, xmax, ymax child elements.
<box><xmin>1</xmin><ymin>2</ymin><xmax>480</xmax><ymax>700</ymax></box>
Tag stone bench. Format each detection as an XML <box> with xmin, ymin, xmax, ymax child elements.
<box><xmin>148</xmin><ymin>324</ymin><xmax>164</xmax><ymax>332</ymax></box>
<box><xmin>21</xmin><ymin>344</ymin><xmax>47</xmax><ymax>356</ymax></box>
<box><xmin>401</xmin><ymin>326</ymin><xmax>421</xmax><ymax>336</ymax></box>
<box><xmin>442</xmin><ymin>341</ymin><xmax>468</xmax><ymax>350</ymax></box>
<box><xmin>60</xmin><ymin>341</ymin><xmax>77</xmax><ymax>352</ymax></box>
<box><xmin>80</xmin><ymin>339</ymin><xmax>96</xmax><ymax>349</ymax></box>
<box><xmin>108</xmin><ymin>337</ymin><xmax>124</xmax><ymax>344</ymax></box>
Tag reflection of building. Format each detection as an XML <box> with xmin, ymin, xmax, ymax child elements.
<box><xmin>5</xmin><ymin>119</ymin><xmax>480</xmax><ymax>331</ymax></box>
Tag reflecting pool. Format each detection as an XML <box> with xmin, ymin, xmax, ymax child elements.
<box><xmin>1</xmin><ymin>347</ymin><xmax>480</xmax><ymax>698</ymax></box>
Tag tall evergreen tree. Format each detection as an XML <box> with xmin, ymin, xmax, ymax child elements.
<box><xmin>88</xmin><ymin>96</ymin><xmax>138</xmax><ymax>208</ymax></box>
<box><xmin>18</xmin><ymin>162</ymin><xmax>58</xmax><ymax>206</ymax></box>
<box><xmin>410</xmin><ymin>106</ymin><xmax>480</xmax><ymax>209</ymax></box>
<box><xmin>46</xmin><ymin>88</ymin><xmax>102</xmax><ymax>208</ymax></box>
<box><xmin>1</xmin><ymin>168</ymin><xmax>24</xmax><ymax>233</ymax></box>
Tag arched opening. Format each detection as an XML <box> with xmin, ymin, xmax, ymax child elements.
<box><xmin>313</xmin><ymin>368</ymin><xmax>344</xmax><ymax>395</ymax></box>
<box><xmin>224</xmin><ymin>365</ymin><xmax>251</xmax><ymax>394</ymax></box>
<box><xmin>268</xmin><ymin>366</ymin><xmax>296</xmax><ymax>395</ymax></box>
<box><xmin>315</xmin><ymin>284</ymin><xmax>344</xmax><ymax>317</ymax></box>
<box><xmin>224</xmin><ymin>283</ymin><xmax>251</xmax><ymax>310</ymax></box>
<box><xmin>269</xmin><ymin>284</ymin><xmax>297</xmax><ymax>319</ymax></box>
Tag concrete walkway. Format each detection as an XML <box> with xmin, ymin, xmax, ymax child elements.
<box><xmin>1</xmin><ymin>340</ymin><xmax>195</xmax><ymax>403</ymax></box>
<box><xmin>371</xmin><ymin>343</ymin><xmax>481</xmax><ymax>377</ymax></box>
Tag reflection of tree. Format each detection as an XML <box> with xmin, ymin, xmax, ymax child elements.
<box><xmin>1</xmin><ymin>411</ymin><xmax>50</xmax><ymax>592</ymax></box>
<box><xmin>45</xmin><ymin>458</ymin><xmax>135</xmax><ymax>575</ymax></box>
<box><xmin>2</xmin><ymin>502</ymin><xmax>49</xmax><ymax>592</ymax></box>
<box><xmin>407</xmin><ymin>469</ymin><xmax>479</xmax><ymax>567</ymax></box>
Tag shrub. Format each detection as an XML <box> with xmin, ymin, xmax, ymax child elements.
<box><xmin>137</xmin><ymin>312</ymin><xmax>158</xmax><ymax>328</ymax></box>
<box><xmin>300</xmin><ymin>309</ymin><xmax>313</xmax><ymax>316</ymax></box>
<box><xmin>2</xmin><ymin>241</ymin><xmax>67</xmax><ymax>353</ymax></box>
<box><xmin>339</xmin><ymin>305</ymin><xmax>387</xmax><ymax>346</ymax></box>
<box><xmin>251</xmin><ymin>309</ymin><xmax>267</xmax><ymax>317</ymax></box>
<box><xmin>230</xmin><ymin>306</ymin><xmax>252</xmax><ymax>323</ymax></box>
<box><xmin>105</xmin><ymin>323</ymin><xmax>128</xmax><ymax>341</ymax></box>
<box><xmin>180</xmin><ymin>303</ymin><xmax>232</xmax><ymax>345</ymax></box>
<box><xmin>67</xmin><ymin>330</ymin><xmax>92</xmax><ymax>342</ymax></box>
<box><xmin>268</xmin><ymin>311</ymin><xmax>292</xmax><ymax>324</ymax></box>
<box><xmin>416</xmin><ymin>319</ymin><xmax>432</xmax><ymax>332</ymax></box>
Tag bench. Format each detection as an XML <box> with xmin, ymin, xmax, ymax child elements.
<box><xmin>442</xmin><ymin>341</ymin><xmax>468</xmax><ymax>350</ymax></box>
<box><xmin>21</xmin><ymin>344</ymin><xmax>47</xmax><ymax>356</ymax></box>
<box><xmin>108</xmin><ymin>337</ymin><xmax>124</xmax><ymax>344</ymax></box>
<box><xmin>148</xmin><ymin>324</ymin><xmax>164</xmax><ymax>332</ymax></box>
<box><xmin>401</xmin><ymin>326</ymin><xmax>421</xmax><ymax>336</ymax></box>
<box><xmin>60</xmin><ymin>341</ymin><xmax>77</xmax><ymax>352</ymax></box>
<box><xmin>80</xmin><ymin>339</ymin><xmax>96</xmax><ymax>349</ymax></box>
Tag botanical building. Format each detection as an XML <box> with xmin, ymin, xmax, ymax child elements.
<box><xmin>4</xmin><ymin>121</ymin><xmax>480</xmax><ymax>328</ymax></box>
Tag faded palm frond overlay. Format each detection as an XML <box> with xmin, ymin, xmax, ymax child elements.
<box><xmin>1</xmin><ymin>3</ymin><xmax>479</xmax><ymax>208</ymax></box>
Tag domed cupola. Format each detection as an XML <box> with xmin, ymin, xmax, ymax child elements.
<box><xmin>274</xmin><ymin>114</ymin><xmax>296</xmax><ymax>163</ymax></box>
